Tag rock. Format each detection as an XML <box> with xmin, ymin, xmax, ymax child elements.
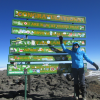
<box><xmin>66</xmin><ymin>74</ymin><xmax>72</xmax><ymax>81</ymax></box>
<box><xmin>13</xmin><ymin>96</ymin><xmax>24</xmax><ymax>100</ymax></box>
<box><xmin>0</xmin><ymin>70</ymin><xmax>100</xmax><ymax>100</ymax></box>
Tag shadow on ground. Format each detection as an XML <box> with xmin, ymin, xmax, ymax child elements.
<box><xmin>0</xmin><ymin>90</ymin><xmax>86</xmax><ymax>100</ymax></box>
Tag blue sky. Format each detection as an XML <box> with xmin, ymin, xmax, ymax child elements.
<box><xmin>0</xmin><ymin>0</ymin><xmax>100</xmax><ymax>69</ymax></box>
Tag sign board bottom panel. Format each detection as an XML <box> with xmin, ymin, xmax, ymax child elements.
<box><xmin>7</xmin><ymin>63</ymin><xmax>87</xmax><ymax>76</ymax></box>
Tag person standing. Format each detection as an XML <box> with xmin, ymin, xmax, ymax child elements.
<box><xmin>59</xmin><ymin>36</ymin><xmax>99</xmax><ymax>100</ymax></box>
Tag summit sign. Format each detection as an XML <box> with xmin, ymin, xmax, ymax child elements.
<box><xmin>14</xmin><ymin>10</ymin><xmax>86</xmax><ymax>24</ymax></box>
<box><xmin>12</xmin><ymin>19</ymin><xmax>85</xmax><ymax>31</ymax></box>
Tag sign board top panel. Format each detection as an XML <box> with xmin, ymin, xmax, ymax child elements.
<box><xmin>9</xmin><ymin>46</ymin><xmax>86</xmax><ymax>54</ymax></box>
<box><xmin>12</xmin><ymin>27</ymin><xmax>86</xmax><ymax>38</ymax></box>
<box><xmin>14</xmin><ymin>10</ymin><xmax>86</xmax><ymax>24</ymax></box>
<box><xmin>8</xmin><ymin>55</ymin><xmax>85</xmax><ymax>62</ymax></box>
<box><xmin>10</xmin><ymin>39</ymin><xmax>86</xmax><ymax>46</ymax></box>
<box><xmin>7</xmin><ymin>63</ymin><xmax>87</xmax><ymax>76</ymax></box>
<box><xmin>12</xmin><ymin>19</ymin><xmax>86</xmax><ymax>31</ymax></box>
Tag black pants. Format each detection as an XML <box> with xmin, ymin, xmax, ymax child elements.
<box><xmin>72</xmin><ymin>68</ymin><xmax>86</xmax><ymax>97</ymax></box>
<box><xmin>72</xmin><ymin>68</ymin><xmax>85</xmax><ymax>85</ymax></box>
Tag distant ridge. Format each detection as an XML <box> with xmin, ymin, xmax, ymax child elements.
<box><xmin>0</xmin><ymin>67</ymin><xmax>7</xmax><ymax>71</ymax></box>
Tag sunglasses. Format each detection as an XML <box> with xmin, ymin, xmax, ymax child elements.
<box><xmin>74</xmin><ymin>44</ymin><xmax>78</xmax><ymax>46</ymax></box>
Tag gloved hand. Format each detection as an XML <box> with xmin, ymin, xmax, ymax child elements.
<box><xmin>93</xmin><ymin>62</ymin><xmax>99</xmax><ymax>70</ymax></box>
<box><xmin>59</xmin><ymin>36</ymin><xmax>63</xmax><ymax>44</ymax></box>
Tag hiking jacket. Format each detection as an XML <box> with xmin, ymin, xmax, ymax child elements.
<box><xmin>61</xmin><ymin>42</ymin><xmax>94</xmax><ymax>69</ymax></box>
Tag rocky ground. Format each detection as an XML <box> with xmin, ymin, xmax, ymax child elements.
<box><xmin>0</xmin><ymin>69</ymin><xmax>100</xmax><ymax>100</ymax></box>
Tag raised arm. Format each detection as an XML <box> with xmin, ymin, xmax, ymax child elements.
<box><xmin>83</xmin><ymin>51</ymin><xmax>99</xmax><ymax>70</ymax></box>
<box><xmin>59</xmin><ymin>36</ymin><xmax>72</xmax><ymax>55</ymax></box>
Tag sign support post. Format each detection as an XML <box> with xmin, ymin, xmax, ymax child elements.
<box><xmin>25</xmin><ymin>75</ymin><xmax>27</xmax><ymax>100</ymax></box>
<box><xmin>24</xmin><ymin>19</ymin><xmax>31</xmax><ymax>100</ymax></box>
<box><xmin>26</xmin><ymin>24</ymin><xmax>31</xmax><ymax>93</ymax></box>
<box><xmin>24</xmin><ymin>19</ymin><xmax>28</xmax><ymax>100</ymax></box>
<box><xmin>72</xmin><ymin>23</ymin><xmax>76</xmax><ymax>97</ymax></box>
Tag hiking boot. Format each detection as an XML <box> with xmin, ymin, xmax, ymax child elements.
<box><xmin>75</xmin><ymin>96</ymin><xmax>79</xmax><ymax>100</ymax></box>
<box><xmin>82</xmin><ymin>97</ymin><xmax>86</xmax><ymax>100</ymax></box>
<box><xmin>72</xmin><ymin>96</ymin><xmax>79</xmax><ymax>100</ymax></box>
<box><xmin>80</xmin><ymin>85</ymin><xmax>87</xmax><ymax>100</ymax></box>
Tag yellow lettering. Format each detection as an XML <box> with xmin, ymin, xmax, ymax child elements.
<box><xmin>44</xmin><ymin>41</ymin><xmax>47</xmax><ymax>44</ymax></box>
<box><xmin>27</xmin><ymin>22</ymin><xmax>30</xmax><ymax>25</ymax></box>
<box><xmin>22</xmin><ymin>12</ymin><xmax>27</xmax><ymax>17</ymax></box>
<box><xmin>36</xmin><ymin>41</ymin><xmax>39</xmax><ymax>44</ymax></box>
<box><xmin>30</xmin><ymin>49</ymin><xmax>34</xmax><ymax>51</ymax></box>
<box><xmin>67</xmin><ymin>17</ymin><xmax>70</xmax><ymax>21</ymax></box>
<box><xmin>14</xmin><ymin>56</ymin><xmax>17</xmax><ymax>59</ymax></box>
<box><xmin>51</xmin><ymin>24</ymin><xmax>54</xmax><ymax>28</ymax></box>
<box><xmin>70</xmin><ymin>26</ymin><xmax>74</xmax><ymax>29</ymax></box>
<box><xmin>21</xmin><ymin>57</ymin><xmax>23</xmax><ymax>59</ymax></box>
<box><xmin>36</xmin><ymin>31</ymin><xmax>40</xmax><ymax>34</ymax></box>
<box><xmin>74</xmin><ymin>18</ymin><xmax>78</xmax><ymax>22</ymax></box>
<box><xmin>36</xmin><ymin>13</ymin><xmax>41</xmax><ymax>18</ymax></box>
<box><xmin>39</xmin><ymin>41</ymin><xmax>42</xmax><ymax>44</ymax></box>
<box><xmin>54</xmin><ymin>24</ymin><xmax>56</xmax><ymax>28</ymax></box>
<box><xmin>46</xmin><ymin>24</ymin><xmax>49</xmax><ymax>27</ymax></box>
<box><xmin>62</xmin><ymin>25</ymin><xmax>64</xmax><ymax>28</ymax></box>
<box><xmin>42</xmin><ymin>14</ymin><xmax>46</xmax><ymax>19</ymax></box>
<box><xmin>57</xmin><ymin>33</ymin><xmax>60</xmax><ymax>35</ymax></box>
<box><xmin>24</xmin><ymin>57</ymin><xmax>26</xmax><ymax>59</ymax></box>
<box><xmin>27</xmin><ymin>49</ymin><xmax>29</xmax><ymax>51</ymax></box>
<box><xmin>38</xmin><ymin>31</ymin><xmax>41</xmax><ymax>35</ymax></box>
<box><xmin>70</xmin><ymin>17</ymin><xmax>73</xmax><ymax>21</ymax></box>
<box><xmin>33</xmin><ymin>49</ymin><xmax>36</xmax><ymax>51</ymax></box>
<box><xmin>42</xmin><ymin>32</ymin><xmax>44</xmax><ymax>35</ymax></box>
<box><xmin>47</xmin><ymin>15</ymin><xmax>50</xmax><ymax>17</ymax></box>
<box><xmin>28</xmin><ymin>12</ymin><xmax>35</xmax><ymax>17</ymax></box>
<box><xmin>55</xmin><ymin>16</ymin><xmax>60</xmax><ymax>20</ymax></box>
<box><xmin>50</xmin><ymin>15</ymin><xmax>54</xmax><ymax>20</ymax></box>
<box><xmin>64</xmin><ymin>16</ymin><xmax>67</xmax><ymax>21</ymax></box>
<box><xmin>27</xmin><ymin>57</ymin><xmax>29</xmax><ymax>59</ymax></box>
<box><xmin>52</xmin><ymin>32</ymin><xmax>55</xmax><ymax>36</ymax></box>
<box><xmin>63</xmin><ymin>25</ymin><xmax>66</xmax><ymax>28</ymax></box>
<box><xmin>25</xmin><ymin>49</ymin><xmax>28</xmax><ymax>51</ymax></box>
<box><xmin>57</xmin><ymin>25</ymin><xmax>59</xmax><ymax>28</ymax></box>
<box><xmin>40</xmin><ymin>23</ymin><xmax>43</xmax><ymax>27</ymax></box>
<box><xmin>76</xmin><ymin>26</ymin><xmax>79</xmax><ymax>29</ymax></box>
<box><xmin>46</xmin><ymin>32</ymin><xmax>49</xmax><ymax>35</ymax></box>
<box><xmin>67</xmin><ymin>25</ymin><xmax>69</xmax><ymax>28</ymax></box>
<box><xmin>59</xmin><ymin>16</ymin><xmax>63</xmax><ymax>21</ymax></box>
<box><xmin>58</xmin><ymin>41</ymin><xmax>60</xmax><ymax>44</ymax></box>
<box><xmin>78</xmin><ymin>18</ymin><xmax>81</xmax><ymax>22</ymax></box>
<box><xmin>31</xmin><ymin>22</ymin><xmax>39</xmax><ymax>26</ymax></box>
<box><xmin>31</xmin><ymin>23</ymin><xmax>35</xmax><ymax>26</ymax></box>
<box><xmin>34</xmin><ymin>31</ymin><xmax>36</xmax><ymax>35</ymax></box>
<box><xmin>34</xmin><ymin>23</ymin><xmax>37</xmax><ymax>26</ymax></box>
<box><xmin>36</xmin><ymin>23</ymin><xmax>39</xmax><ymax>26</ymax></box>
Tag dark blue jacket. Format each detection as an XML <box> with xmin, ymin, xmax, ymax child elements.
<box><xmin>61</xmin><ymin>42</ymin><xmax>94</xmax><ymax>69</ymax></box>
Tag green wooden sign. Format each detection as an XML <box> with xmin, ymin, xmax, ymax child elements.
<box><xmin>9</xmin><ymin>46</ymin><xmax>86</xmax><ymax>54</ymax></box>
<box><xmin>10</xmin><ymin>39</ymin><xmax>86</xmax><ymax>46</ymax></box>
<box><xmin>8</xmin><ymin>55</ymin><xmax>85</xmax><ymax>62</ymax></box>
<box><xmin>12</xmin><ymin>27</ymin><xmax>86</xmax><ymax>38</ymax></box>
<box><xmin>14</xmin><ymin>10</ymin><xmax>86</xmax><ymax>24</ymax></box>
<box><xmin>12</xmin><ymin>19</ymin><xmax>86</xmax><ymax>31</ymax></box>
<box><xmin>7</xmin><ymin>63</ymin><xmax>87</xmax><ymax>76</ymax></box>
<box><xmin>7</xmin><ymin>63</ymin><xmax>71</xmax><ymax>75</ymax></box>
